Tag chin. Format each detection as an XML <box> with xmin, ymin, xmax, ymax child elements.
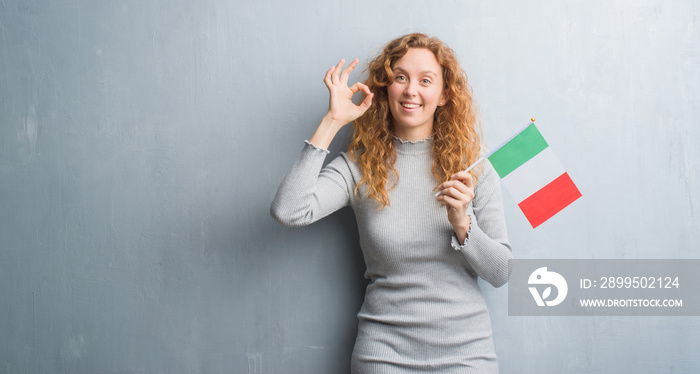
<box><xmin>396</xmin><ymin>118</ymin><xmax>428</xmax><ymax>128</ymax></box>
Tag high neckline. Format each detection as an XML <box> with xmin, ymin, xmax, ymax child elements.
<box><xmin>393</xmin><ymin>136</ymin><xmax>432</xmax><ymax>155</ymax></box>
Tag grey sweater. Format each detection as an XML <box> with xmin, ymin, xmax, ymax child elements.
<box><xmin>271</xmin><ymin>138</ymin><xmax>512</xmax><ymax>373</ymax></box>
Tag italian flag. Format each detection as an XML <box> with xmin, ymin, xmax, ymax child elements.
<box><xmin>487</xmin><ymin>123</ymin><xmax>581</xmax><ymax>228</ymax></box>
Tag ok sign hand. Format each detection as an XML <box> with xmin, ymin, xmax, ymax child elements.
<box><xmin>323</xmin><ymin>59</ymin><xmax>374</xmax><ymax>127</ymax></box>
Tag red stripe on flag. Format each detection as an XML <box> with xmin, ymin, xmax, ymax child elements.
<box><xmin>517</xmin><ymin>172</ymin><xmax>582</xmax><ymax>228</ymax></box>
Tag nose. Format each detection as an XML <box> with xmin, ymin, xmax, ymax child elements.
<box><xmin>403</xmin><ymin>81</ymin><xmax>418</xmax><ymax>97</ymax></box>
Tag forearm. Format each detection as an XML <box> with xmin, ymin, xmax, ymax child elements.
<box><xmin>453</xmin><ymin>162</ymin><xmax>513</xmax><ymax>287</ymax></box>
<box><xmin>308</xmin><ymin>114</ymin><xmax>346</xmax><ymax>150</ymax></box>
<box><xmin>454</xmin><ymin>221</ymin><xmax>512</xmax><ymax>288</ymax></box>
<box><xmin>453</xmin><ymin>217</ymin><xmax>471</xmax><ymax>245</ymax></box>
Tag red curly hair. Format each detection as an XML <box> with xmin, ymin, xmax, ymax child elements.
<box><xmin>348</xmin><ymin>33</ymin><xmax>482</xmax><ymax>208</ymax></box>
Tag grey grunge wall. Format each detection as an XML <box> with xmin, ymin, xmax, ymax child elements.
<box><xmin>1</xmin><ymin>1</ymin><xmax>698</xmax><ymax>373</ymax></box>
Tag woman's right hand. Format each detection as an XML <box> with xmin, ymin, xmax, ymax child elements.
<box><xmin>323</xmin><ymin>58</ymin><xmax>373</xmax><ymax>126</ymax></box>
<box><xmin>309</xmin><ymin>59</ymin><xmax>373</xmax><ymax>149</ymax></box>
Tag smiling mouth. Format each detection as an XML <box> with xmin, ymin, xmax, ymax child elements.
<box><xmin>401</xmin><ymin>103</ymin><xmax>421</xmax><ymax>109</ymax></box>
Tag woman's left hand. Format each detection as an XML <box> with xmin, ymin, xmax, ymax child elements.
<box><xmin>436</xmin><ymin>171</ymin><xmax>475</xmax><ymax>244</ymax></box>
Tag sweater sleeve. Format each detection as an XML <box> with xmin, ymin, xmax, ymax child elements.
<box><xmin>270</xmin><ymin>141</ymin><xmax>355</xmax><ymax>227</ymax></box>
<box><xmin>451</xmin><ymin>161</ymin><xmax>513</xmax><ymax>288</ymax></box>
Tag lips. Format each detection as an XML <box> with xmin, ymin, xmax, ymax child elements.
<box><xmin>401</xmin><ymin>102</ymin><xmax>421</xmax><ymax>109</ymax></box>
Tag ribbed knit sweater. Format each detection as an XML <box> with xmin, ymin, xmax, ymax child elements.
<box><xmin>270</xmin><ymin>137</ymin><xmax>513</xmax><ymax>373</ymax></box>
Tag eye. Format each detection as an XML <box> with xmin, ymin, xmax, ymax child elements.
<box><xmin>421</xmin><ymin>78</ymin><xmax>432</xmax><ymax>84</ymax></box>
<box><xmin>395</xmin><ymin>75</ymin><xmax>407</xmax><ymax>82</ymax></box>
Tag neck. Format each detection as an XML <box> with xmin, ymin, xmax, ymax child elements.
<box><xmin>393</xmin><ymin>124</ymin><xmax>433</xmax><ymax>142</ymax></box>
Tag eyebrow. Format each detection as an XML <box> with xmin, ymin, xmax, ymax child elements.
<box><xmin>392</xmin><ymin>67</ymin><xmax>438</xmax><ymax>78</ymax></box>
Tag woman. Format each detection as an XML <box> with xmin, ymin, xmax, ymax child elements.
<box><xmin>271</xmin><ymin>33</ymin><xmax>512</xmax><ymax>373</ymax></box>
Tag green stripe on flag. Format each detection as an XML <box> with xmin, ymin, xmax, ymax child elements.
<box><xmin>488</xmin><ymin>124</ymin><xmax>549</xmax><ymax>178</ymax></box>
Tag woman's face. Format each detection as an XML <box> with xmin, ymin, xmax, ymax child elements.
<box><xmin>387</xmin><ymin>48</ymin><xmax>447</xmax><ymax>140</ymax></box>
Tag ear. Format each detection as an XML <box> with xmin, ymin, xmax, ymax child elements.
<box><xmin>439</xmin><ymin>89</ymin><xmax>450</xmax><ymax>106</ymax></box>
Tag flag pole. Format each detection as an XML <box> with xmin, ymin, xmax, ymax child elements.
<box><xmin>464</xmin><ymin>156</ymin><xmax>485</xmax><ymax>172</ymax></box>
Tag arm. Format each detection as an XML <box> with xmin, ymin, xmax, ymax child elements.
<box><xmin>437</xmin><ymin>162</ymin><xmax>513</xmax><ymax>287</ymax></box>
<box><xmin>270</xmin><ymin>58</ymin><xmax>373</xmax><ymax>226</ymax></box>
<box><xmin>270</xmin><ymin>142</ymin><xmax>354</xmax><ymax>227</ymax></box>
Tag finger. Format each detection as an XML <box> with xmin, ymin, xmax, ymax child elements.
<box><xmin>324</xmin><ymin>66</ymin><xmax>336</xmax><ymax>87</ymax></box>
<box><xmin>359</xmin><ymin>92</ymin><xmax>374</xmax><ymax>110</ymax></box>
<box><xmin>360</xmin><ymin>83</ymin><xmax>372</xmax><ymax>96</ymax></box>
<box><xmin>437</xmin><ymin>180</ymin><xmax>469</xmax><ymax>195</ymax></box>
<box><xmin>437</xmin><ymin>183</ymin><xmax>475</xmax><ymax>206</ymax></box>
<box><xmin>437</xmin><ymin>186</ymin><xmax>466</xmax><ymax>202</ymax></box>
<box><xmin>438</xmin><ymin>194</ymin><xmax>469</xmax><ymax>214</ymax></box>
<box><xmin>350</xmin><ymin>83</ymin><xmax>373</xmax><ymax>111</ymax></box>
<box><xmin>340</xmin><ymin>58</ymin><xmax>359</xmax><ymax>82</ymax></box>
<box><xmin>451</xmin><ymin>170</ymin><xmax>473</xmax><ymax>181</ymax></box>
<box><xmin>332</xmin><ymin>59</ymin><xmax>345</xmax><ymax>84</ymax></box>
<box><xmin>451</xmin><ymin>171</ymin><xmax>474</xmax><ymax>189</ymax></box>
<box><xmin>354</xmin><ymin>82</ymin><xmax>371</xmax><ymax>95</ymax></box>
<box><xmin>440</xmin><ymin>194</ymin><xmax>462</xmax><ymax>209</ymax></box>
<box><xmin>348</xmin><ymin>82</ymin><xmax>370</xmax><ymax>95</ymax></box>
<box><xmin>348</xmin><ymin>82</ymin><xmax>361</xmax><ymax>94</ymax></box>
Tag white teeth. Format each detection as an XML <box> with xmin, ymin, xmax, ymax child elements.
<box><xmin>402</xmin><ymin>103</ymin><xmax>420</xmax><ymax>108</ymax></box>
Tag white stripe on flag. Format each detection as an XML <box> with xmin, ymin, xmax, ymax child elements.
<box><xmin>500</xmin><ymin>147</ymin><xmax>566</xmax><ymax>203</ymax></box>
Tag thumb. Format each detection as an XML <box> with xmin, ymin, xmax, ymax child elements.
<box><xmin>359</xmin><ymin>92</ymin><xmax>374</xmax><ymax>111</ymax></box>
